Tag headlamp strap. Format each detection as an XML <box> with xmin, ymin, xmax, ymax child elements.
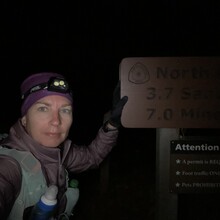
<box><xmin>21</xmin><ymin>82</ymin><xmax>48</xmax><ymax>100</ymax></box>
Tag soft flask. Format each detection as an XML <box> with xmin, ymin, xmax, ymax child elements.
<box><xmin>29</xmin><ymin>185</ymin><xmax>58</xmax><ymax>220</ymax></box>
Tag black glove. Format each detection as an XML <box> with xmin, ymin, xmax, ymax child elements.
<box><xmin>106</xmin><ymin>81</ymin><xmax>128</xmax><ymax>128</ymax></box>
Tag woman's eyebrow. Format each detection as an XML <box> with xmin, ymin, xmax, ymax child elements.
<box><xmin>34</xmin><ymin>101</ymin><xmax>51</xmax><ymax>106</ymax></box>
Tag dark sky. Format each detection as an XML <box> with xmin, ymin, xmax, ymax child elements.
<box><xmin>1</xmin><ymin>1</ymin><xmax>220</xmax><ymax>136</ymax></box>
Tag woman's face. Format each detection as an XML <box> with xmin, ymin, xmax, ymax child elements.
<box><xmin>21</xmin><ymin>95</ymin><xmax>73</xmax><ymax>147</ymax></box>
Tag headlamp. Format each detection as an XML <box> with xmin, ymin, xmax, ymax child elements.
<box><xmin>21</xmin><ymin>77</ymin><xmax>72</xmax><ymax>100</ymax></box>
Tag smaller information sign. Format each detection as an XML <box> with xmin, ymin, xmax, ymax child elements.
<box><xmin>170</xmin><ymin>139</ymin><xmax>220</xmax><ymax>193</ymax></box>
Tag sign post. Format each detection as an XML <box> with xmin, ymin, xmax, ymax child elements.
<box><xmin>156</xmin><ymin>128</ymin><xmax>179</xmax><ymax>220</ymax></box>
<box><xmin>120</xmin><ymin>57</ymin><xmax>220</xmax><ymax>220</ymax></box>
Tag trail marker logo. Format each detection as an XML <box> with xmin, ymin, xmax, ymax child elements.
<box><xmin>128</xmin><ymin>62</ymin><xmax>150</xmax><ymax>84</ymax></box>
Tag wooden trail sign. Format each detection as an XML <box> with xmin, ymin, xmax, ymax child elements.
<box><xmin>120</xmin><ymin>57</ymin><xmax>220</xmax><ymax>128</ymax></box>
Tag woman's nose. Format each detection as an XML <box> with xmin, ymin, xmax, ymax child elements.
<box><xmin>50</xmin><ymin>111</ymin><xmax>61</xmax><ymax>126</ymax></box>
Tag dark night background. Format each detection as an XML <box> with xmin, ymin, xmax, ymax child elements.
<box><xmin>1</xmin><ymin>1</ymin><xmax>220</xmax><ymax>219</ymax></box>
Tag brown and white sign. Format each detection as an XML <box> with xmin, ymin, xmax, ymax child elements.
<box><xmin>120</xmin><ymin>57</ymin><xmax>220</xmax><ymax>128</ymax></box>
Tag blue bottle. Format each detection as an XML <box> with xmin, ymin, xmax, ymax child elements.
<box><xmin>30</xmin><ymin>185</ymin><xmax>58</xmax><ymax>220</ymax></box>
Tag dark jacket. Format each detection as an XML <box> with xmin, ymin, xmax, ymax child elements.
<box><xmin>0</xmin><ymin>119</ymin><xmax>118</xmax><ymax>218</ymax></box>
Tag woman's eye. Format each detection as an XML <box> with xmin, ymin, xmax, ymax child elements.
<box><xmin>38</xmin><ymin>106</ymin><xmax>48</xmax><ymax>112</ymax></box>
<box><xmin>61</xmin><ymin>108</ymin><xmax>72</xmax><ymax>114</ymax></box>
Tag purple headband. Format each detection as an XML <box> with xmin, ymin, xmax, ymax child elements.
<box><xmin>20</xmin><ymin>72</ymin><xmax>73</xmax><ymax>116</ymax></box>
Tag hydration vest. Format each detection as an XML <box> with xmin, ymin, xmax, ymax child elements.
<box><xmin>0</xmin><ymin>146</ymin><xmax>79</xmax><ymax>220</ymax></box>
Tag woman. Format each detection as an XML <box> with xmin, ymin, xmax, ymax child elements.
<box><xmin>0</xmin><ymin>72</ymin><xmax>128</xmax><ymax>220</ymax></box>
